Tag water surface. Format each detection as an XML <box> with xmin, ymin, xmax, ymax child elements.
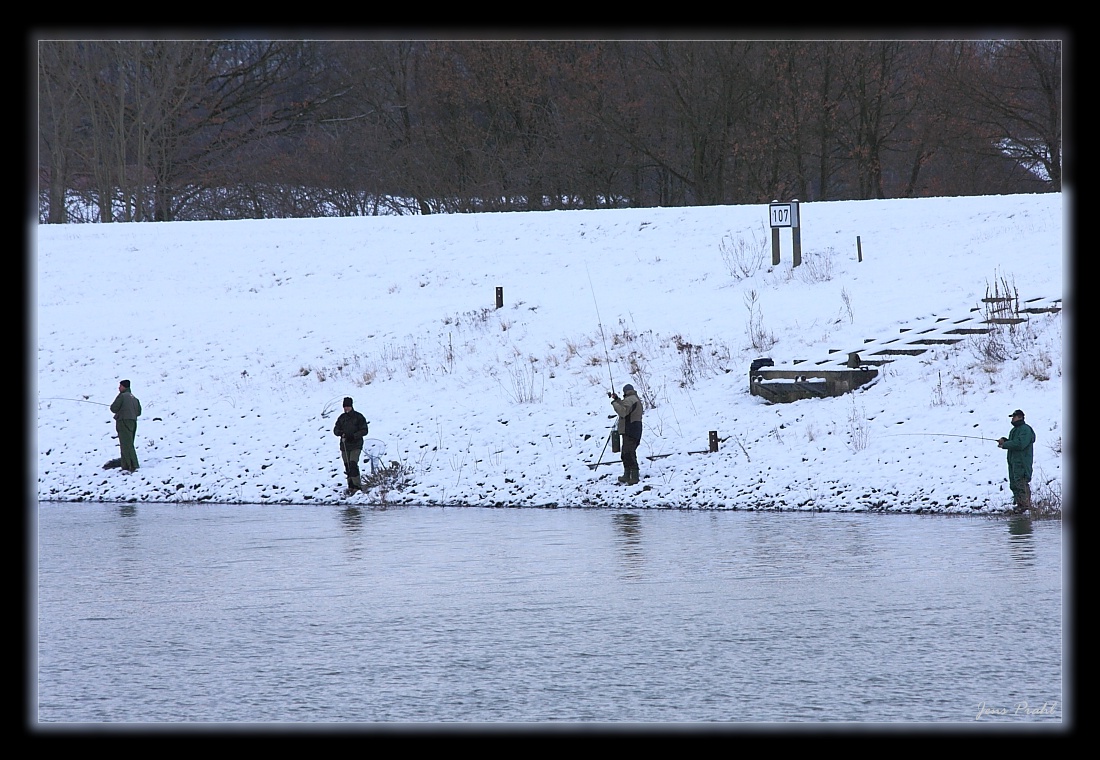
<box><xmin>35</xmin><ymin>504</ymin><xmax>1064</xmax><ymax>725</ymax></box>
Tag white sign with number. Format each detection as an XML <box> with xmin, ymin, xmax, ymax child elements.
<box><xmin>769</xmin><ymin>202</ymin><xmax>799</xmax><ymax>228</ymax></box>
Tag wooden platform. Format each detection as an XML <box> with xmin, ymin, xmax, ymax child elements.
<box><xmin>750</xmin><ymin>368</ymin><xmax>879</xmax><ymax>403</ymax></box>
<box><xmin>748</xmin><ymin>295</ymin><xmax>1060</xmax><ymax>404</ymax></box>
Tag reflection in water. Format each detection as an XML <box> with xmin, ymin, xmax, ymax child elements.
<box><xmin>1007</xmin><ymin>515</ymin><xmax>1036</xmax><ymax>565</ymax></box>
<box><xmin>1008</xmin><ymin>516</ymin><xmax>1033</xmax><ymax>536</ymax></box>
<box><xmin>112</xmin><ymin>504</ymin><xmax>141</xmax><ymax>579</ymax></box>
<box><xmin>612</xmin><ymin>512</ymin><xmax>644</xmax><ymax>577</ymax></box>
<box><xmin>340</xmin><ymin>505</ymin><xmax>364</xmax><ymax>532</ymax></box>
<box><xmin>37</xmin><ymin>504</ymin><xmax>1062</xmax><ymax>723</ymax></box>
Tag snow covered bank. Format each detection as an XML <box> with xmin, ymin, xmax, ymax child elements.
<box><xmin>34</xmin><ymin>193</ymin><xmax>1066</xmax><ymax>513</ymax></box>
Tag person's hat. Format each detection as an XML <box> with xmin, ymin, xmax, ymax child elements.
<box><xmin>622</xmin><ymin>384</ymin><xmax>635</xmax><ymax>393</ymax></box>
<box><xmin>343</xmin><ymin>397</ymin><xmax>354</xmax><ymax>408</ymax></box>
<box><xmin>1010</xmin><ymin>409</ymin><xmax>1025</xmax><ymax>418</ymax></box>
<box><xmin>119</xmin><ymin>379</ymin><xmax>131</xmax><ymax>389</ymax></box>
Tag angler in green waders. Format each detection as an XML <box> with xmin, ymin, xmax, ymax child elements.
<box><xmin>997</xmin><ymin>409</ymin><xmax>1035</xmax><ymax>513</ymax></box>
<box><xmin>110</xmin><ymin>379</ymin><xmax>142</xmax><ymax>473</ymax></box>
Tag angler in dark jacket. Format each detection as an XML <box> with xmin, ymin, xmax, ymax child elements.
<box><xmin>997</xmin><ymin>408</ymin><xmax>1035</xmax><ymax>512</ymax></box>
<box><xmin>333</xmin><ymin>396</ymin><xmax>369</xmax><ymax>494</ymax></box>
<box><xmin>109</xmin><ymin>379</ymin><xmax>142</xmax><ymax>473</ymax></box>
<box><xmin>611</xmin><ymin>384</ymin><xmax>643</xmax><ymax>485</ymax></box>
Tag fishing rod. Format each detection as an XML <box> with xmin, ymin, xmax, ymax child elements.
<box><xmin>40</xmin><ymin>397</ymin><xmax>109</xmax><ymax>407</ymax></box>
<box><xmin>585</xmin><ymin>261</ymin><xmax>616</xmax><ymax>393</ymax></box>
<box><xmin>889</xmin><ymin>433</ymin><xmax>993</xmax><ymax>441</ymax></box>
<box><xmin>585</xmin><ymin>262</ymin><xmax>627</xmax><ymax>475</ymax></box>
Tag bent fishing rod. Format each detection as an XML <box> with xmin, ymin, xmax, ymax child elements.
<box><xmin>586</xmin><ymin>261</ymin><xmax>622</xmax><ymax>472</ymax></box>
<box><xmin>585</xmin><ymin>261</ymin><xmax>616</xmax><ymax>394</ymax></box>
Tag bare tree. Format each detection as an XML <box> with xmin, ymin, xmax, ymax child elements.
<box><xmin>828</xmin><ymin>42</ymin><xmax>926</xmax><ymax>199</ymax></box>
<box><xmin>38</xmin><ymin>42</ymin><xmax>84</xmax><ymax>223</ymax></box>
<box><xmin>39</xmin><ymin>40</ymin><xmax>335</xmax><ymax>222</ymax></box>
<box><xmin>937</xmin><ymin>40</ymin><xmax>1061</xmax><ymax>190</ymax></box>
<box><xmin>39</xmin><ymin>38</ymin><xmax>1061</xmax><ymax>222</ymax></box>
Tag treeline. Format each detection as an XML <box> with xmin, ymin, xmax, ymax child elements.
<box><xmin>37</xmin><ymin>40</ymin><xmax>1062</xmax><ymax>223</ymax></box>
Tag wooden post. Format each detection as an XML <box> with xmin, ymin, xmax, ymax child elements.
<box><xmin>791</xmin><ymin>199</ymin><xmax>801</xmax><ymax>267</ymax></box>
<box><xmin>495</xmin><ymin>287</ymin><xmax>504</xmax><ymax>309</ymax></box>
<box><xmin>771</xmin><ymin>226</ymin><xmax>781</xmax><ymax>266</ymax></box>
<box><xmin>857</xmin><ymin>235</ymin><xmax>863</xmax><ymax>263</ymax></box>
<box><xmin>709</xmin><ymin>431</ymin><xmax>719</xmax><ymax>452</ymax></box>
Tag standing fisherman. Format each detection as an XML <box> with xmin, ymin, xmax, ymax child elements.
<box><xmin>333</xmin><ymin>397</ymin><xmax>369</xmax><ymax>495</ymax></box>
<box><xmin>110</xmin><ymin>379</ymin><xmax>142</xmax><ymax>473</ymax></box>
<box><xmin>997</xmin><ymin>409</ymin><xmax>1035</xmax><ymax>513</ymax></box>
<box><xmin>610</xmin><ymin>384</ymin><xmax>644</xmax><ymax>485</ymax></box>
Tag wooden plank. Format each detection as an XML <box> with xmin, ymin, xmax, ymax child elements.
<box><xmin>872</xmin><ymin>348</ymin><xmax>928</xmax><ymax>356</ymax></box>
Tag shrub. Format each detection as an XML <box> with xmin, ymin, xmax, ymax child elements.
<box><xmin>1030</xmin><ymin>474</ymin><xmax>1061</xmax><ymax>517</ymax></box>
<box><xmin>719</xmin><ymin>226</ymin><xmax>767</xmax><ymax>280</ymax></box>
<box><xmin>797</xmin><ymin>248</ymin><xmax>836</xmax><ymax>283</ymax></box>
<box><xmin>744</xmin><ymin>290</ymin><xmax>776</xmax><ymax>351</ymax></box>
<box><xmin>672</xmin><ymin>334</ymin><xmax>703</xmax><ymax>387</ymax></box>
<box><xmin>501</xmin><ymin>360</ymin><xmax>544</xmax><ymax>403</ymax></box>
<box><xmin>627</xmin><ymin>351</ymin><xmax>660</xmax><ymax>410</ymax></box>
<box><xmin>362</xmin><ymin>460</ymin><xmax>415</xmax><ymax>501</ymax></box>
<box><xmin>847</xmin><ymin>400</ymin><xmax>870</xmax><ymax>452</ymax></box>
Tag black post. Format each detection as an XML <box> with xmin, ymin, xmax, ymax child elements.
<box><xmin>791</xmin><ymin>200</ymin><xmax>801</xmax><ymax>268</ymax></box>
<box><xmin>495</xmin><ymin>287</ymin><xmax>504</xmax><ymax>309</ymax></box>
<box><xmin>612</xmin><ymin>430</ymin><xmax>621</xmax><ymax>453</ymax></box>
<box><xmin>709</xmin><ymin>431</ymin><xmax>719</xmax><ymax>452</ymax></box>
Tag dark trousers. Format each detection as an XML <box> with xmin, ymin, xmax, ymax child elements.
<box><xmin>1009</xmin><ymin>468</ymin><xmax>1032</xmax><ymax>508</ymax></box>
<box><xmin>621</xmin><ymin>434</ymin><xmax>639</xmax><ymax>472</ymax></box>
<box><xmin>342</xmin><ymin>446</ymin><xmax>363</xmax><ymax>488</ymax></box>
<box><xmin>116</xmin><ymin>419</ymin><xmax>139</xmax><ymax>471</ymax></box>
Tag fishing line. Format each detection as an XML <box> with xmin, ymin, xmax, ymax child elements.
<box><xmin>888</xmin><ymin>433</ymin><xmax>992</xmax><ymax>441</ymax></box>
<box><xmin>39</xmin><ymin>397</ymin><xmax>109</xmax><ymax>407</ymax></box>
<box><xmin>585</xmin><ymin>261</ymin><xmax>616</xmax><ymax>392</ymax></box>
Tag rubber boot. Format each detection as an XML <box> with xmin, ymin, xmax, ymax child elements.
<box><xmin>627</xmin><ymin>469</ymin><xmax>640</xmax><ymax>485</ymax></box>
<box><xmin>617</xmin><ymin>468</ymin><xmax>630</xmax><ymax>484</ymax></box>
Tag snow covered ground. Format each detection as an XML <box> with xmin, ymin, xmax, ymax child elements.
<box><xmin>33</xmin><ymin>193</ymin><xmax>1067</xmax><ymax>513</ymax></box>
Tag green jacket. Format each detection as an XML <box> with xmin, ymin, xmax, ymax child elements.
<box><xmin>110</xmin><ymin>390</ymin><xmax>142</xmax><ymax>421</ymax></box>
<box><xmin>1000</xmin><ymin>420</ymin><xmax>1035</xmax><ymax>478</ymax></box>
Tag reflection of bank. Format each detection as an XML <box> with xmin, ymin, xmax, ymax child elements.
<box><xmin>1006</xmin><ymin>515</ymin><xmax>1036</xmax><ymax>565</ymax></box>
<box><xmin>613</xmin><ymin>512</ymin><xmax>644</xmax><ymax>576</ymax></box>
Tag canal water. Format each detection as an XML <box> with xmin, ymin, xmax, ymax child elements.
<box><xmin>34</xmin><ymin>503</ymin><xmax>1064</xmax><ymax>726</ymax></box>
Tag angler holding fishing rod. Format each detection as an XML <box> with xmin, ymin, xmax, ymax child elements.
<box><xmin>333</xmin><ymin>397</ymin><xmax>370</xmax><ymax>495</ymax></box>
<box><xmin>610</xmin><ymin>384</ymin><xmax>644</xmax><ymax>485</ymax></box>
<box><xmin>888</xmin><ymin>408</ymin><xmax>1037</xmax><ymax>513</ymax></box>
<box><xmin>585</xmin><ymin>262</ymin><xmax>645</xmax><ymax>485</ymax></box>
<box><xmin>110</xmin><ymin>379</ymin><xmax>142</xmax><ymax>473</ymax></box>
<box><xmin>997</xmin><ymin>409</ymin><xmax>1035</xmax><ymax>513</ymax></box>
